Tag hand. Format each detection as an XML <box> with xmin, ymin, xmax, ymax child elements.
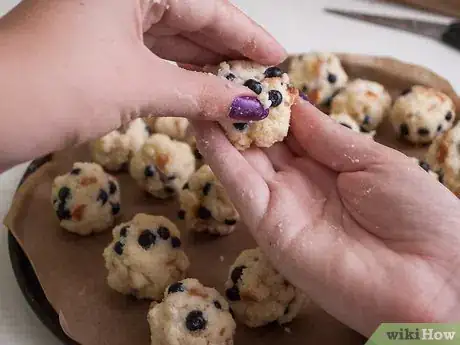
<box><xmin>0</xmin><ymin>0</ymin><xmax>285</xmax><ymax>169</ymax></box>
<box><xmin>193</xmin><ymin>99</ymin><xmax>460</xmax><ymax>336</ymax></box>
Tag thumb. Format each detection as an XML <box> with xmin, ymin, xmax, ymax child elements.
<box><xmin>290</xmin><ymin>99</ymin><xmax>403</xmax><ymax>172</ymax></box>
<box><xmin>129</xmin><ymin>54</ymin><xmax>269</xmax><ymax>121</ymax></box>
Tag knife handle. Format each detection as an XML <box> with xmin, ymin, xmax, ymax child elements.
<box><xmin>442</xmin><ymin>21</ymin><xmax>460</xmax><ymax>51</ymax></box>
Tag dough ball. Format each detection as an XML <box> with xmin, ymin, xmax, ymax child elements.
<box><xmin>154</xmin><ymin>117</ymin><xmax>190</xmax><ymax>141</ymax></box>
<box><xmin>390</xmin><ymin>86</ymin><xmax>456</xmax><ymax>144</ymax></box>
<box><xmin>331</xmin><ymin>79</ymin><xmax>392</xmax><ymax>130</ymax></box>
<box><xmin>215</xmin><ymin>61</ymin><xmax>298</xmax><ymax>150</ymax></box>
<box><xmin>91</xmin><ymin>118</ymin><xmax>151</xmax><ymax>171</ymax></box>
<box><xmin>330</xmin><ymin>112</ymin><xmax>376</xmax><ymax>138</ymax></box>
<box><xmin>148</xmin><ymin>278</ymin><xmax>236</xmax><ymax>345</ymax></box>
<box><xmin>129</xmin><ymin>134</ymin><xmax>196</xmax><ymax>199</ymax></box>
<box><xmin>425</xmin><ymin>124</ymin><xmax>460</xmax><ymax>196</ymax></box>
<box><xmin>224</xmin><ymin>248</ymin><xmax>308</xmax><ymax>327</ymax></box>
<box><xmin>103</xmin><ymin>213</ymin><xmax>189</xmax><ymax>300</ymax></box>
<box><xmin>179</xmin><ymin>165</ymin><xmax>239</xmax><ymax>236</ymax></box>
<box><xmin>51</xmin><ymin>162</ymin><xmax>121</xmax><ymax>235</ymax></box>
<box><xmin>288</xmin><ymin>52</ymin><xmax>348</xmax><ymax>106</ymax></box>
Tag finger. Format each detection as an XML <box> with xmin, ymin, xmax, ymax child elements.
<box><xmin>290</xmin><ymin>99</ymin><xmax>401</xmax><ymax>172</ymax></box>
<box><xmin>161</xmin><ymin>0</ymin><xmax>287</xmax><ymax>65</ymax></box>
<box><xmin>285</xmin><ymin>134</ymin><xmax>305</xmax><ymax>157</ymax></box>
<box><xmin>181</xmin><ymin>32</ymin><xmax>244</xmax><ymax>60</ymax></box>
<box><xmin>190</xmin><ymin>120</ymin><xmax>269</xmax><ymax>229</ymax></box>
<box><xmin>241</xmin><ymin>148</ymin><xmax>276</xmax><ymax>180</ymax></box>
<box><xmin>144</xmin><ymin>34</ymin><xmax>225</xmax><ymax>65</ymax></box>
<box><xmin>262</xmin><ymin>142</ymin><xmax>295</xmax><ymax>171</ymax></box>
<box><xmin>133</xmin><ymin>52</ymin><xmax>269</xmax><ymax>121</ymax></box>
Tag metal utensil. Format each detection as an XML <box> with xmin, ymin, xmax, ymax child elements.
<box><xmin>325</xmin><ymin>8</ymin><xmax>460</xmax><ymax>51</ymax></box>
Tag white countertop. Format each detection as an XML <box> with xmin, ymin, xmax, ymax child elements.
<box><xmin>0</xmin><ymin>0</ymin><xmax>458</xmax><ymax>344</ymax></box>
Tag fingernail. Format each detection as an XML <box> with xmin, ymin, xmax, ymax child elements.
<box><xmin>299</xmin><ymin>91</ymin><xmax>309</xmax><ymax>102</ymax></box>
<box><xmin>229</xmin><ymin>96</ymin><xmax>269</xmax><ymax>121</ymax></box>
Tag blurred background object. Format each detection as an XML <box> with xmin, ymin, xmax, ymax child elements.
<box><xmin>384</xmin><ymin>0</ymin><xmax>460</xmax><ymax>18</ymax></box>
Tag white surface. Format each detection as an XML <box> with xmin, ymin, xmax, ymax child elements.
<box><xmin>0</xmin><ymin>0</ymin><xmax>459</xmax><ymax>344</ymax></box>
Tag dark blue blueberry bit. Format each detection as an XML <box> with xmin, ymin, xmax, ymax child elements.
<box><xmin>400</xmin><ymin>123</ymin><xmax>409</xmax><ymax>136</ymax></box>
<box><xmin>58</xmin><ymin>187</ymin><xmax>71</xmax><ymax>201</ymax></box>
<box><xmin>167</xmin><ymin>175</ymin><xmax>176</xmax><ymax>181</ymax></box>
<box><xmin>268</xmin><ymin>90</ymin><xmax>283</xmax><ymax>107</ymax></box>
<box><xmin>339</xmin><ymin>123</ymin><xmax>352</xmax><ymax>129</ymax></box>
<box><xmin>400</xmin><ymin>88</ymin><xmax>412</xmax><ymax>96</ymax></box>
<box><xmin>114</xmin><ymin>241</ymin><xmax>124</xmax><ymax>255</ymax></box>
<box><xmin>231</xmin><ymin>265</ymin><xmax>246</xmax><ymax>284</ymax></box>
<box><xmin>437</xmin><ymin>124</ymin><xmax>443</xmax><ymax>132</ymax></box>
<box><xmin>419</xmin><ymin>161</ymin><xmax>431</xmax><ymax>172</ymax></box>
<box><xmin>226</xmin><ymin>73</ymin><xmax>236</xmax><ymax>81</ymax></box>
<box><xmin>171</xmin><ymin>236</ymin><xmax>181</xmax><ymax>248</ymax></box>
<box><xmin>97</xmin><ymin>189</ymin><xmax>109</xmax><ymax>205</ymax></box>
<box><xmin>438</xmin><ymin>170</ymin><xmax>445</xmax><ymax>184</ymax></box>
<box><xmin>145</xmin><ymin>124</ymin><xmax>153</xmax><ymax>135</ymax></box>
<box><xmin>327</xmin><ymin>73</ymin><xmax>337</xmax><ymax>84</ymax></box>
<box><xmin>109</xmin><ymin>180</ymin><xmax>117</xmax><ymax>194</ymax></box>
<box><xmin>224</xmin><ymin>219</ymin><xmax>237</xmax><ymax>226</ymax></box>
<box><xmin>194</xmin><ymin>149</ymin><xmax>203</xmax><ymax>160</ymax></box>
<box><xmin>182</xmin><ymin>183</ymin><xmax>189</xmax><ymax>190</ymax></box>
<box><xmin>225</xmin><ymin>286</ymin><xmax>241</xmax><ymax>301</ymax></box>
<box><xmin>178</xmin><ymin>210</ymin><xmax>186</xmax><ymax>220</ymax></box>
<box><xmin>138</xmin><ymin>230</ymin><xmax>156</xmax><ymax>249</ymax></box>
<box><xmin>213</xmin><ymin>301</ymin><xmax>222</xmax><ymax>310</ymax></box>
<box><xmin>168</xmin><ymin>282</ymin><xmax>185</xmax><ymax>294</ymax></box>
<box><xmin>185</xmin><ymin>310</ymin><xmax>207</xmax><ymax>332</ymax></box>
<box><xmin>264</xmin><ymin>67</ymin><xmax>283</xmax><ymax>78</ymax></box>
<box><xmin>164</xmin><ymin>186</ymin><xmax>175</xmax><ymax>195</ymax></box>
<box><xmin>301</xmin><ymin>85</ymin><xmax>309</xmax><ymax>93</ymax></box>
<box><xmin>202</xmin><ymin>183</ymin><xmax>212</xmax><ymax>196</ymax></box>
<box><xmin>119</xmin><ymin>226</ymin><xmax>128</xmax><ymax>237</ymax></box>
<box><xmin>243</xmin><ymin>79</ymin><xmax>262</xmax><ymax>95</ymax></box>
<box><xmin>233</xmin><ymin>123</ymin><xmax>249</xmax><ymax>131</ymax></box>
<box><xmin>418</xmin><ymin>128</ymin><xmax>430</xmax><ymax>136</ymax></box>
<box><xmin>157</xmin><ymin>226</ymin><xmax>170</xmax><ymax>240</ymax></box>
<box><xmin>446</xmin><ymin>111</ymin><xmax>453</xmax><ymax>121</ymax></box>
<box><xmin>56</xmin><ymin>203</ymin><xmax>71</xmax><ymax>220</ymax></box>
<box><xmin>363</xmin><ymin>115</ymin><xmax>371</xmax><ymax>125</ymax></box>
<box><xmin>70</xmin><ymin>168</ymin><xmax>81</xmax><ymax>175</ymax></box>
<box><xmin>144</xmin><ymin>165</ymin><xmax>155</xmax><ymax>178</ymax></box>
<box><xmin>111</xmin><ymin>202</ymin><xmax>121</xmax><ymax>215</ymax></box>
<box><xmin>197</xmin><ymin>206</ymin><xmax>212</xmax><ymax>220</ymax></box>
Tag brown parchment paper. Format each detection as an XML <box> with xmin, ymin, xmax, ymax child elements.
<box><xmin>4</xmin><ymin>54</ymin><xmax>459</xmax><ymax>345</ymax></box>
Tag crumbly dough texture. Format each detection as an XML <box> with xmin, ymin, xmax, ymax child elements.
<box><xmin>224</xmin><ymin>248</ymin><xmax>307</xmax><ymax>328</ymax></box>
<box><xmin>91</xmin><ymin>118</ymin><xmax>151</xmax><ymax>171</ymax></box>
<box><xmin>216</xmin><ymin>61</ymin><xmax>298</xmax><ymax>150</ymax></box>
<box><xmin>103</xmin><ymin>213</ymin><xmax>189</xmax><ymax>300</ymax></box>
<box><xmin>390</xmin><ymin>86</ymin><xmax>456</xmax><ymax>144</ymax></box>
<box><xmin>148</xmin><ymin>278</ymin><xmax>236</xmax><ymax>345</ymax></box>
<box><xmin>129</xmin><ymin>134</ymin><xmax>196</xmax><ymax>199</ymax></box>
<box><xmin>288</xmin><ymin>52</ymin><xmax>348</xmax><ymax>106</ymax></box>
<box><xmin>179</xmin><ymin>165</ymin><xmax>239</xmax><ymax>236</ymax></box>
<box><xmin>51</xmin><ymin>162</ymin><xmax>121</xmax><ymax>235</ymax></box>
<box><xmin>154</xmin><ymin>117</ymin><xmax>190</xmax><ymax>141</ymax></box>
<box><xmin>330</xmin><ymin>112</ymin><xmax>376</xmax><ymax>138</ymax></box>
<box><xmin>425</xmin><ymin>124</ymin><xmax>460</xmax><ymax>196</ymax></box>
<box><xmin>331</xmin><ymin>79</ymin><xmax>392</xmax><ymax>130</ymax></box>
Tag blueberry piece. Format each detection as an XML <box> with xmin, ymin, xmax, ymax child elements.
<box><xmin>400</xmin><ymin>88</ymin><xmax>412</xmax><ymax>96</ymax></box>
<box><xmin>268</xmin><ymin>90</ymin><xmax>283</xmax><ymax>107</ymax></box>
<box><xmin>231</xmin><ymin>265</ymin><xmax>246</xmax><ymax>284</ymax></box>
<box><xmin>202</xmin><ymin>183</ymin><xmax>212</xmax><ymax>196</ymax></box>
<box><xmin>233</xmin><ymin>123</ymin><xmax>249</xmax><ymax>131</ymax></box>
<box><xmin>109</xmin><ymin>181</ymin><xmax>117</xmax><ymax>194</ymax></box>
<box><xmin>58</xmin><ymin>187</ymin><xmax>71</xmax><ymax>201</ymax></box>
<box><xmin>167</xmin><ymin>175</ymin><xmax>176</xmax><ymax>181</ymax></box>
<box><xmin>70</xmin><ymin>168</ymin><xmax>81</xmax><ymax>175</ymax></box>
<box><xmin>243</xmin><ymin>79</ymin><xmax>262</xmax><ymax>95</ymax></box>
<box><xmin>264</xmin><ymin>67</ymin><xmax>283</xmax><ymax>78</ymax></box>
<box><xmin>417</xmin><ymin>128</ymin><xmax>430</xmax><ymax>136</ymax></box>
<box><xmin>194</xmin><ymin>149</ymin><xmax>203</xmax><ymax>160</ymax></box>
<box><xmin>213</xmin><ymin>301</ymin><xmax>222</xmax><ymax>310</ymax></box>
<box><xmin>144</xmin><ymin>165</ymin><xmax>155</xmax><ymax>178</ymax></box>
<box><xmin>168</xmin><ymin>282</ymin><xmax>185</xmax><ymax>294</ymax></box>
<box><xmin>225</xmin><ymin>286</ymin><xmax>241</xmax><ymax>301</ymax></box>
<box><xmin>226</xmin><ymin>73</ymin><xmax>236</xmax><ymax>81</ymax></box>
<box><xmin>197</xmin><ymin>206</ymin><xmax>212</xmax><ymax>220</ymax></box>
<box><xmin>97</xmin><ymin>189</ymin><xmax>109</xmax><ymax>205</ymax></box>
<box><xmin>157</xmin><ymin>226</ymin><xmax>170</xmax><ymax>240</ymax></box>
<box><xmin>56</xmin><ymin>203</ymin><xmax>71</xmax><ymax>220</ymax></box>
<box><xmin>182</xmin><ymin>183</ymin><xmax>189</xmax><ymax>190</ymax></box>
<box><xmin>339</xmin><ymin>123</ymin><xmax>352</xmax><ymax>129</ymax></box>
<box><xmin>178</xmin><ymin>210</ymin><xmax>186</xmax><ymax>220</ymax></box>
<box><xmin>400</xmin><ymin>123</ymin><xmax>409</xmax><ymax>136</ymax></box>
<box><xmin>419</xmin><ymin>161</ymin><xmax>431</xmax><ymax>172</ymax></box>
<box><xmin>145</xmin><ymin>124</ymin><xmax>153</xmax><ymax>135</ymax></box>
<box><xmin>363</xmin><ymin>115</ymin><xmax>371</xmax><ymax>125</ymax></box>
<box><xmin>138</xmin><ymin>230</ymin><xmax>156</xmax><ymax>249</ymax></box>
<box><xmin>301</xmin><ymin>85</ymin><xmax>309</xmax><ymax>93</ymax></box>
<box><xmin>111</xmin><ymin>202</ymin><xmax>121</xmax><ymax>215</ymax></box>
<box><xmin>438</xmin><ymin>170</ymin><xmax>445</xmax><ymax>184</ymax></box>
<box><xmin>327</xmin><ymin>73</ymin><xmax>337</xmax><ymax>84</ymax></box>
<box><xmin>114</xmin><ymin>241</ymin><xmax>124</xmax><ymax>255</ymax></box>
<box><xmin>323</xmin><ymin>89</ymin><xmax>341</xmax><ymax>107</ymax></box>
<box><xmin>446</xmin><ymin>111</ymin><xmax>453</xmax><ymax>121</ymax></box>
<box><xmin>224</xmin><ymin>219</ymin><xmax>237</xmax><ymax>225</ymax></box>
<box><xmin>119</xmin><ymin>226</ymin><xmax>128</xmax><ymax>237</ymax></box>
<box><xmin>164</xmin><ymin>186</ymin><xmax>175</xmax><ymax>195</ymax></box>
<box><xmin>185</xmin><ymin>310</ymin><xmax>207</xmax><ymax>332</ymax></box>
<box><xmin>171</xmin><ymin>236</ymin><xmax>181</xmax><ymax>248</ymax></box>
<box><xmin>437</xmin><ymin>124</ymin><xmax>443</xmax><ymax>132</ymax></box>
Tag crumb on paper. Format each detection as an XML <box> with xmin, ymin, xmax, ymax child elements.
<box><xmin>220</xmin><ymin>256</ymin><xmax>225</xmax><ymax>262</ymax></box>
<box><xmin>284</xmin><ymin>327</ymin><xmax>292</xmax><ymax>334</ymax></box>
